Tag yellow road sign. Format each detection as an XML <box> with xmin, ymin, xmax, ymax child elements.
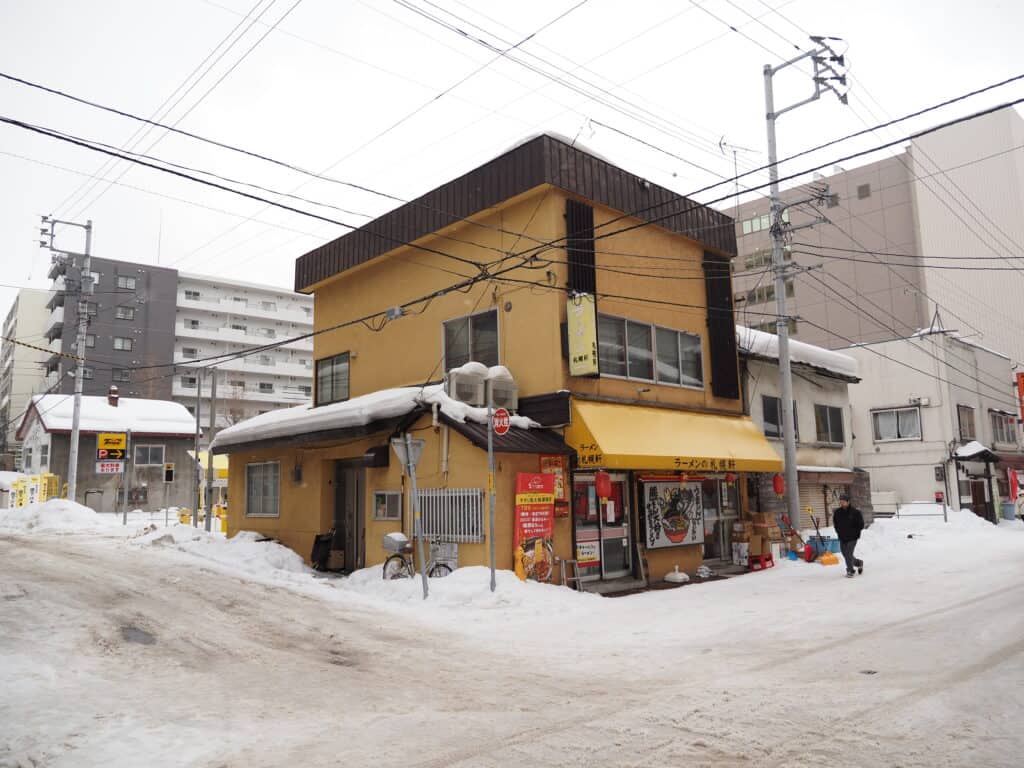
<box><xmin>97</xmin><ymin>432</ymin><xmax>127</xmax><ymax>451</ymax></box>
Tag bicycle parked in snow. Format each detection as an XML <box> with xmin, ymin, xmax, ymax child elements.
<box><xmin>381</xmin><ymin>532</ymin><xmax>452</xmax><ymax>579</ymax></box>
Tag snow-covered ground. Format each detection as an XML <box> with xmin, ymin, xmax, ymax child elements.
<box><xmin>2</xmin><ymin>501</ymin><xmax>1023</xmax><ymax>767</ymax></box>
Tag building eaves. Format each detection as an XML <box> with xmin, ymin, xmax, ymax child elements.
<box><xmin>294</xmin><ymin>133</ymin><xmax>737</xmax><ymax>292</ymax></box>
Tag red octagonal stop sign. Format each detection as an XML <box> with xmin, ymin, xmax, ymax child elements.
<box><xmin>493</xmin><ymin>407</ymin><xmax>511</xmax><ymax>435</ymax></box>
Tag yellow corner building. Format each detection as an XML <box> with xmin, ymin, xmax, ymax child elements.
<box><xmin>212</xmin><ymin>135</ymin><xmax>781</xmax><ymax>588</ymax></box>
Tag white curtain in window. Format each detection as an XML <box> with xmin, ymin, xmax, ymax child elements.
<box><xmin>874</xmin><ymin>410</ymin><xmax>897</xmax><ymax>440</ymax></box>
<box><xmin>898</xmin><ymin>408</ymin><xmax>921</xmax><ymax>439</ymax></box>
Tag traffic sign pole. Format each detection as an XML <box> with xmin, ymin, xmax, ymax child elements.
<box><xmin>487</xmin><ymin>397</ymin><xmax>495</xmax><ymax>593</ymax></box>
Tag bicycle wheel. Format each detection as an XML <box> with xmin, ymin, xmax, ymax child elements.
<box><xmin>522</xmin><ymin>539</ymin><xmax>555</xmax><ymax>583</ymax></box>
<box><xmin>382</xmin><ymin>554</ymin><xmax>413</xmax><ymax>580</ymax></box>
<box><xmin>429</xmin><ymin>562</ymin><xmax>452</xmax><ymax>578</ymax></box>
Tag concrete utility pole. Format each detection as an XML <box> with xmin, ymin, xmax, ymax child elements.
<box><xmin>193</xmin><ymin>368</ymin><xmax>202</xmax><ymax>527</ymax></box>
<box><xmin>39</xmin><ymin>216</ymin><xmax>93</xmax><ymax>503</ymax></box>
<box><xmin>204</xmin><ymin>370</ymin><xmax>217</xmax><ymax>532</ymax></box>
<box><xmin>763</xmin><ymin>36</ymin><xmax>848</xmax><ymax>528</ymax></box>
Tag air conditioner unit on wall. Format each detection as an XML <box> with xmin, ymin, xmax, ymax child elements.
<box><xmin>447</xmin><ymin>370</ymin><xmax>485</xmax><ymax>406</ymax></box>
<box><xmin>488</xmin><ymin>378</ymin><xmax>518</xmax><ymax>412</ymax></box>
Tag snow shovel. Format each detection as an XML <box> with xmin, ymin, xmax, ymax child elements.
<box><xmin>811</xmin><ymin>516</ymin><xmax>840</xmax><ymax>566</ymax></box>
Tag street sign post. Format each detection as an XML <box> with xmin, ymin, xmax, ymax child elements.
<box><xmin>493</xmin><ymin>407</ymin><xmax>511</xmax><ymax>436</ymax></box>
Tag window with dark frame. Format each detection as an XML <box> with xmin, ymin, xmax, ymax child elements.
<box><xmin>957</xmin><ymin>404</ymin><xmax>976</xmax><ymax>441</ymax></box>
<box><xmin>814</xmin><ymin>404</ymin><xmax>845</xmax><ymax>444</ymax></box>
<box><xmin>990</xmin><ymin>411</ymin><xmax>1017</xmax><ymax>444</ymax></box>
<box><xmin>117</xmin><ymin>276</ymin><xmax>136</xmax><ymax>290</ymax></box>
<box><xmin>762</xmin><ymin>395</ymin><xmax>799</xmax><ymax>440</ymax></box>
<box><xmin>113</xmin><ymin>336</ymin><xmax>133</xmax><ymax>351</ymax></box>
<box><xmin>112</xmin><ymin>369</ymin><xmax>131</xmax><ymax>383</ymax></box>
<box><xmin>246</xmin><ymin>462</ymin><xmax>280</xmax><ymax>517</ymax></box>
<box><xmin>597</xmin><ymin>314</ymin><xmax>703</xmax><ymax>387</ymax></box>
<box><xmin>872</xmin><ymin>407</ymin><xmax>922</xmax><ymax>441</ymax></box>
<box><xmin>443</xmin><ymin>310</ymin><xmax>498</xmax><ymax>370</ymax></box>
<box><xmin>857</xmin><ymin>183</ymin><xmax>871</xmax><ymax>199</ymax></box>
<box><xmin>115</xmin><ymin>306</ymin><xmax>135</xmax><ymax>320</ymax></box>
<box><xmin>373</xmin><ymin>490</ymin><xmax>402</xmax><ymax>521</ymax></box>
<box><xmin>315</xmin><ymin>352</ymin><xmax>350</xmax><ymax>406</ymax></box>
<box><xmin>184</xmin><ymin>289</ymin><xmax>200</xmax><ymax>301</ymax></box>
<box><xmin>134</xmin><ymin>444</ymin><xmax>165</xmax><ymax>466</ymax></box>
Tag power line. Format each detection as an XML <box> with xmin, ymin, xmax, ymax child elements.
<box><xmin>50</xmin><ymin>0</ymin><xmax>277</xmax><ymax>219</ymax></box>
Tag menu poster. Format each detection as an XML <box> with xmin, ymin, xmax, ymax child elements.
<box><xmin>514</xmin><ymin>472</ymin><xmax>556</xmax><ymax>546</ymax></box>
<box><xmin>539</xmin><ymin>454</ymin><xmax>569</xmax><ymax>502</ymax></box>
<box><xmin>643</xmin><ymin>481</ymin><xmax>705</xmax><ymax>549</ymax></box>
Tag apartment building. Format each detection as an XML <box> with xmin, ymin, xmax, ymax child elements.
<box><xmin>0</xmin><ymin>288</ymin><xmax>50</xmax><ymax>467</ymax></box>
<box><xmin>42</xmin><ymin>256</ymin><xmax>177</xmax><ymax>400</ymax></box>
<box><xmin>36</xmin><ymin>257</ymin><xmax>314</xmax><ymax>449</ymax></box>
<box><xmin>730</xmin><ymin>105</ymin><xmax>1024</xmax><ymax>363</ymax></box>
<box><xmin>173</xmin><ymin>273</ymin><xmax>314</xmax><ymax>438</ymax></box>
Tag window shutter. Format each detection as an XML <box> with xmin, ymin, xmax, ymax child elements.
<box><xmin>566</xmin><ymin>200</ymin><xmax>596</xmax><ymax>295</ymax></box>
<box><xmin>703</xmin><ymin>251</ymin><xmax>740</xmax><ymax>400</ymax></box>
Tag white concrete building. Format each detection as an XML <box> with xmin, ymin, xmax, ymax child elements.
<box><xmin>844</xmin><ymin>330</ymin><xmax>1024</xmax><ymax>521</ymax></box>
<box><xmin>737</xmin><ymin>326</ymin><xmax>867</xmax><ymax>528</ymax></box>
<box><xmin>173</xmin><ymin>273</ymin><xmax>314</xmax><ymax>443</ymax></box>
<box><xmin>0</xmin><ymin>288</ymin><xmax>50</xmax><ymax>468</ymax></box>
<box><xmin>731</xmin><ymin>106</ymin><xmax>1024</xmax><ymax>366</ymax></box>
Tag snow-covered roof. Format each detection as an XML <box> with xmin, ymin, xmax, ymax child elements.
<box><xmin>737</xmin><ymin>325</ymin><xmax>859</xmax><ymax>380</ymax></box>
<box><xmin>20</xmin><ymin>395</ymin><xmax>198</xmax><ymax>437</ymax></box>
<box><xmin>954</xmin><ymin>440</ymin><xmax>996</xmax><ymax>460</ymax></box>
<box><xmin>212</xmin><ymin>384</ymin><xmax>537</xmax><ymax>451</ymax></box>
<box><xmin>0</xmin><ymin>471</ymin><xmax>26</xmax><ymax>491</ymax></box>
<box><xmin>797</xmin><ymin>465</ymin><xmax>854</xmax><ymax>473</ymax></box>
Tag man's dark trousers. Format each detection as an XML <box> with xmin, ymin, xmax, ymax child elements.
<box><xmin>840</xmin><ymin>539</ymin><xmax>862</xmax><ymax>574</ymax></box>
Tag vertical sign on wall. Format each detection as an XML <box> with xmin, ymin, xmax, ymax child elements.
<box><xmin>1016</xmin><ymin>372</ymin><xmax>1024</xmax><ymax>420</ymax></box>
<box><xmin>567</xmin><ymin>294</ymin><xmax>599</xmax><ymax>376</ymax></box>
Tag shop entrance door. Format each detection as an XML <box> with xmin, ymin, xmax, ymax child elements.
<box><xmin>970</xmin><ymin>479</ymin><xmax>988</xmax><ymax>520</ymax></box>
<box><xmin>573</xmin><ymin>474</ymin><xmax>632</xmax><ymax>581</ymax></box>
<box><xmin>702</xmin><ymin>479</ymin><xmax>738</xmax><ymax>562</ymax></box>
<box><xmin>333</xmin><ymin>464</ymin><xmax>365</xmax><ymax>573</ymax></box>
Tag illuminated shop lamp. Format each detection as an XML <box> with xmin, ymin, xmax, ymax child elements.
<box><xmin>724</xmin><ymin>473</ymin><xmax>737</xmax><ymax>483</ymax></box>
<box><xmin>595</xmin><ymin>470</ymin><xmax>612</xmax><ymax>499</ymax></box>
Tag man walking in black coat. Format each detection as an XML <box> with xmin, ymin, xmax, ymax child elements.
<box><xmin>833</xmin><ymin>493</ymin><xmax>864</xmax><ymax>578</ymax></box>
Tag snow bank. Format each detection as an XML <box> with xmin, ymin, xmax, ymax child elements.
<box><xmin>0</xmin><ymin>499</ymin><xmax>117</xmax><ymax>533</ymax></box>
<box><xmin>342</xmin><ymin>564</ymin><xmax>602</xmax><ymax>615</ymax></box>
<box><xmin>134</xmin><ymin>526</ymin><xmax>309</xmax><ymax>576</ymax></box>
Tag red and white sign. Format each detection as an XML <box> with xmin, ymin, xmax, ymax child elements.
<box><xmin>1016</xmin><ymin>372</ymin><xmax>1024</xmax><ymax>421</ymax></box>
<box><xmin>493</xmin><ymin>407</ymin><xmax>511</xmax><ymax>435</ymax></box>
<box><xmin>96</xmin><ymin>461</ymin><xmax>124</xmax><ymax>474</ymax></box>
<box><xmin>514</xmin><ymin>472</ymin><xmax>555</xmax><ymax>546</ymax></box>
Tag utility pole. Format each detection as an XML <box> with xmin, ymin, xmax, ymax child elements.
<box><xmin>763</xmin><ymin>36</ymin><xmax>848</xmax><ymax>529</ymax></box>
<box><xmin>204</xmin><ymin>369</ymin><xmax>217</xmax><ymax>532</ymax></box>
<box><xmin>39</xmin><ymin>216</ymin><xmax>93</xmax><ymax>503</ymax></box>
<box><xmin>486</xmin><ymin>386</ymin><xmax>496</xmax><ymax>593</ymax></box>
<box><xmin>193</xmin><ymin>368</ymin><xmax>202</xmax><ymax>527</ymax></box>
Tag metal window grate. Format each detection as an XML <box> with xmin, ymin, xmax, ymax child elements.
<box><xmin>416</xmin><ymin>488</ymin><xmax>485</xmax><ymax>543</ymax></box>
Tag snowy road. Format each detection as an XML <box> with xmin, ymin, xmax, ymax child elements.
<box><xmin>2</xmin><ymin>517</ymin><xmax>1023</xmax><ymax>767</ymax></box>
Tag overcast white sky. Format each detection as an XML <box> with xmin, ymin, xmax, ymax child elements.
<box><xmin>1</xmin><ymin>0</ymin><xmax>1022</xmax><ymax>321</ymax></box>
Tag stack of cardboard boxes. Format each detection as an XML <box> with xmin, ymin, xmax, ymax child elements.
<box><xmin>732</xmin><ymin>513</ymin><xmax>787</xmax><ymax>567</ymax></box>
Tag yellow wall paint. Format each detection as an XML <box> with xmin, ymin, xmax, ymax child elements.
<box><xmin>310</xmin><ymin>187</ymin><xmax>740</xmax><ymax>413</ymax></box>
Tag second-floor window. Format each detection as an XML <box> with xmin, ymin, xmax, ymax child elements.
<box><xmin>117</xmin><ymin>276</ymin><xmax>136</xmax><ymax>290</ymax></box>
<box><xmin>185</xmin><ymin>290</ymin><xmax>200</xmax><ymax>301</ymax></box>
<box><xmin>112</xmin><ymin>369</ymin><xmax>131</xmax><ymax>383</ymax></box>
<box><xmin>872</xmin><ymin>407</ymin><xmax>921</xmax><ymax>441</ymax></box>
<box><xmin>991</xmin><ymin>411</ymin><xmax>1017</xmax><ymax>445</ymax></box>
<box><xmin>115</xmin><ymin>306</ymin><xmax>135</xmax><ymax>321</ymax></box>
<box><xmin>134</xmin><ymin>444</ymin><xmax>165</xmax><ymax>466</ymax></box>
<box><xmin>182</xmin><ymin>347</ymin><xmax>198</xmax><ymax>359</ymax></box>
<box><xmin>181</xmin><ymin>375</ymin><xmax>197</xmax><ymax>389</ymax></box>
<box><xmin>113</xmin><ymin>336</ymin><xmax>133</xmax><ymax>351</ymax></box>
<box><xmin>185</xmin><ymin>319</ymin><xmax>200</xmax><ymax>329</ymax></box>
<box><xmin>316</xmin><ymin>351</ymin><xmax>350</xmax><ymax>406</ymax></box>
<box><xmin>814</xmin><ymin>404</ymin><xmax>845</xmax><ymax>444</ymax></box>
<box><xmin>762</xmin><ymin>396</ymin><xmax>798</xmax><ymax>440</ymax></box>
<box><xmin>598</xmin><ymin>315</ymin><xmax>702</xmax><ymax>387</ymax></box>
<box><xmin>258</xmin><ymin>382</ymin><xmax>274</xmax><ymax>393</ymax></box>
<box><xmin>957</xmin><ymin>404</ymin><xmax>976</xmax><ymax>441</ymax></box>
<box><xmin>82</xmin><ymin>366</ymin><xmax>94</xmax><ymax>380</ymax></box>
<box><xmin>443</xmin><ymin>310</ymin><xmax>498</xmax><ymax>370</ymax></box>
<box><xmin>85</xmin><ymin>334</ymin><xmax>96</xmax><ymax>348</ymax></box>
<box><xmin>85</xmin><ymin>302</ymin><xmax>98</xmax><ymax>316</ymax></box>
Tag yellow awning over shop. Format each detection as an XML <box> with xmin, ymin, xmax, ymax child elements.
<box><xmin>566</xmin><ymin>400</ymin><xmax>783</xmax><ymax>473</ymax></box>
